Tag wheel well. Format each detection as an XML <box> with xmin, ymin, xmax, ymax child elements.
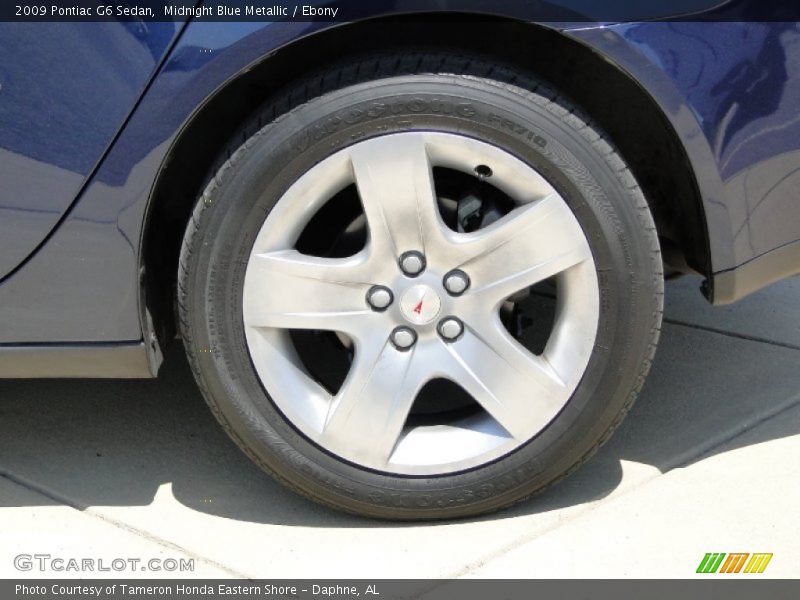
<box><xmin>142</xmin><ymin>15</ymin><xmax>709</xmax><ymax>350</ymax></box>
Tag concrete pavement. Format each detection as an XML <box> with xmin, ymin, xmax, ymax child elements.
<box><xmin>1</xmin><ymin>275</ymin><xmax>798</xmax><ymax>579</ymax></box>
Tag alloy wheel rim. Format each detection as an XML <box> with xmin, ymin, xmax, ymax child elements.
<box><xmin>243</xmin><ymin>132</ymin><xmax>599</xmax><ymax>475</ymax></box>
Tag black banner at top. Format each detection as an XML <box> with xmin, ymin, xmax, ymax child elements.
<box><xmin>3</xmin><ymin>0</ymin><xmax>800</xmax><ymax>23</ymax></box>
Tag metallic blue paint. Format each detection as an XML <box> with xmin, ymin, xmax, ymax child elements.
<box><xmin>571</xmin><ymin>21</ymin><xmax>800</xmax><ymax>273</ymax></box>
<box><xmin>0</xmin><ymin>5</ymin><xmax>798</xmax><ymax>362</ymax></box>
<box><xmin>0</xmin><ymin>21</ymin><xmax>183</xmax><ymax>281</ymax></box>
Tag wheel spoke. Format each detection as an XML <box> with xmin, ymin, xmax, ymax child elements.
<box><xmin>454</xmin><ymin>194</ymin><xmax>591</xmax><ymax>304</ymax></box>
<box><xmin>320</xmin><ymin>340</ymin><xmax>428</xmax><ymax>468</ymax></box>
<box><xmin>349</xmin><ymin>134</ymin><xmax>445</xmax><ymax>262</ymax></box>
<box><xmin>244</xmin><ymin>250</ymin><xmax>373</xmax><ymax>334</ymax></box>
<box><xmin>437</xmin><ymin>324</ymin><xmax>568</xmax><ymax>441</ymax></box>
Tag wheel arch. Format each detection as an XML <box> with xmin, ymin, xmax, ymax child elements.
<box><xmin>141</xmin><ymin>14</ymin><xmax>711</xmax><ymax>355</ymax></box>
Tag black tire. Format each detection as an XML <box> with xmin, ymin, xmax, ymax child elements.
<box><xmin>178</xmin><ymin>53</ymin><xmax>663</xmax><ymax>520</ymax></box>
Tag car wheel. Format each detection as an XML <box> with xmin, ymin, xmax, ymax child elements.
<box><xmin>178</xmin><ymin>53</ymin><xmax>663</xmax><ymax>519</ymax></box>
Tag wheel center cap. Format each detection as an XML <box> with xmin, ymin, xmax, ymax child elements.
<box><xmin>400</xmin><ymin>284</ymin><xmax>441</xmax><ymax>325</ymax></box>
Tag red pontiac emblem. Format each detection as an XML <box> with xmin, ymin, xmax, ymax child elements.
<box><xmin>400</xmin><ymin>284</ymin><xmax>442</xmax><ymax>325</ymax></box>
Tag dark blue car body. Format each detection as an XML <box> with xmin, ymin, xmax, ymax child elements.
<box><xmin>1</xmin><ymin>1</ymin><xmax>799</xmax><ymax>377</ymax></box>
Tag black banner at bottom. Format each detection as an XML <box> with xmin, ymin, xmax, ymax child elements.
<box><xmin>4</xmin><ymin>580</ymin><xmax>800</xmax><ymax>600</ymax></box>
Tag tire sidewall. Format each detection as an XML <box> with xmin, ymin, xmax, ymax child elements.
<box><xmin>183</xmin><ymin>75</ymin><xmax>658</xmax><ymax>518</ymax></box>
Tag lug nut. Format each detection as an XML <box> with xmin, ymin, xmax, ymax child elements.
<box><xmin>391</xmin><ymin>326</ymin><xmax>417</xmax><ymax>350</ymax></box>
<box><xmin>399</xmin><ymin>251</ymin><xmax>426</xmax><ymax>277</ymax></box>
<box><xmin>443</xmin><ymin>270</ymin><xmax>470</xmax><ymax>296</ymax></box>
<box><xmin>366</xmin><ymin>285</ymin><xmax>393</xmax><ymax>311</ymax></box>
<box><xmin>438</xmin><ymin>317</ymin><xmax>464</xmax><ymax>341</ymax></box>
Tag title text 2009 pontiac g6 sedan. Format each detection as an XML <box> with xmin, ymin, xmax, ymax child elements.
<box><xmin>2</xmin><ymin>4</ymin><xmax>799</xmax><ymax>518</ymax></box>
